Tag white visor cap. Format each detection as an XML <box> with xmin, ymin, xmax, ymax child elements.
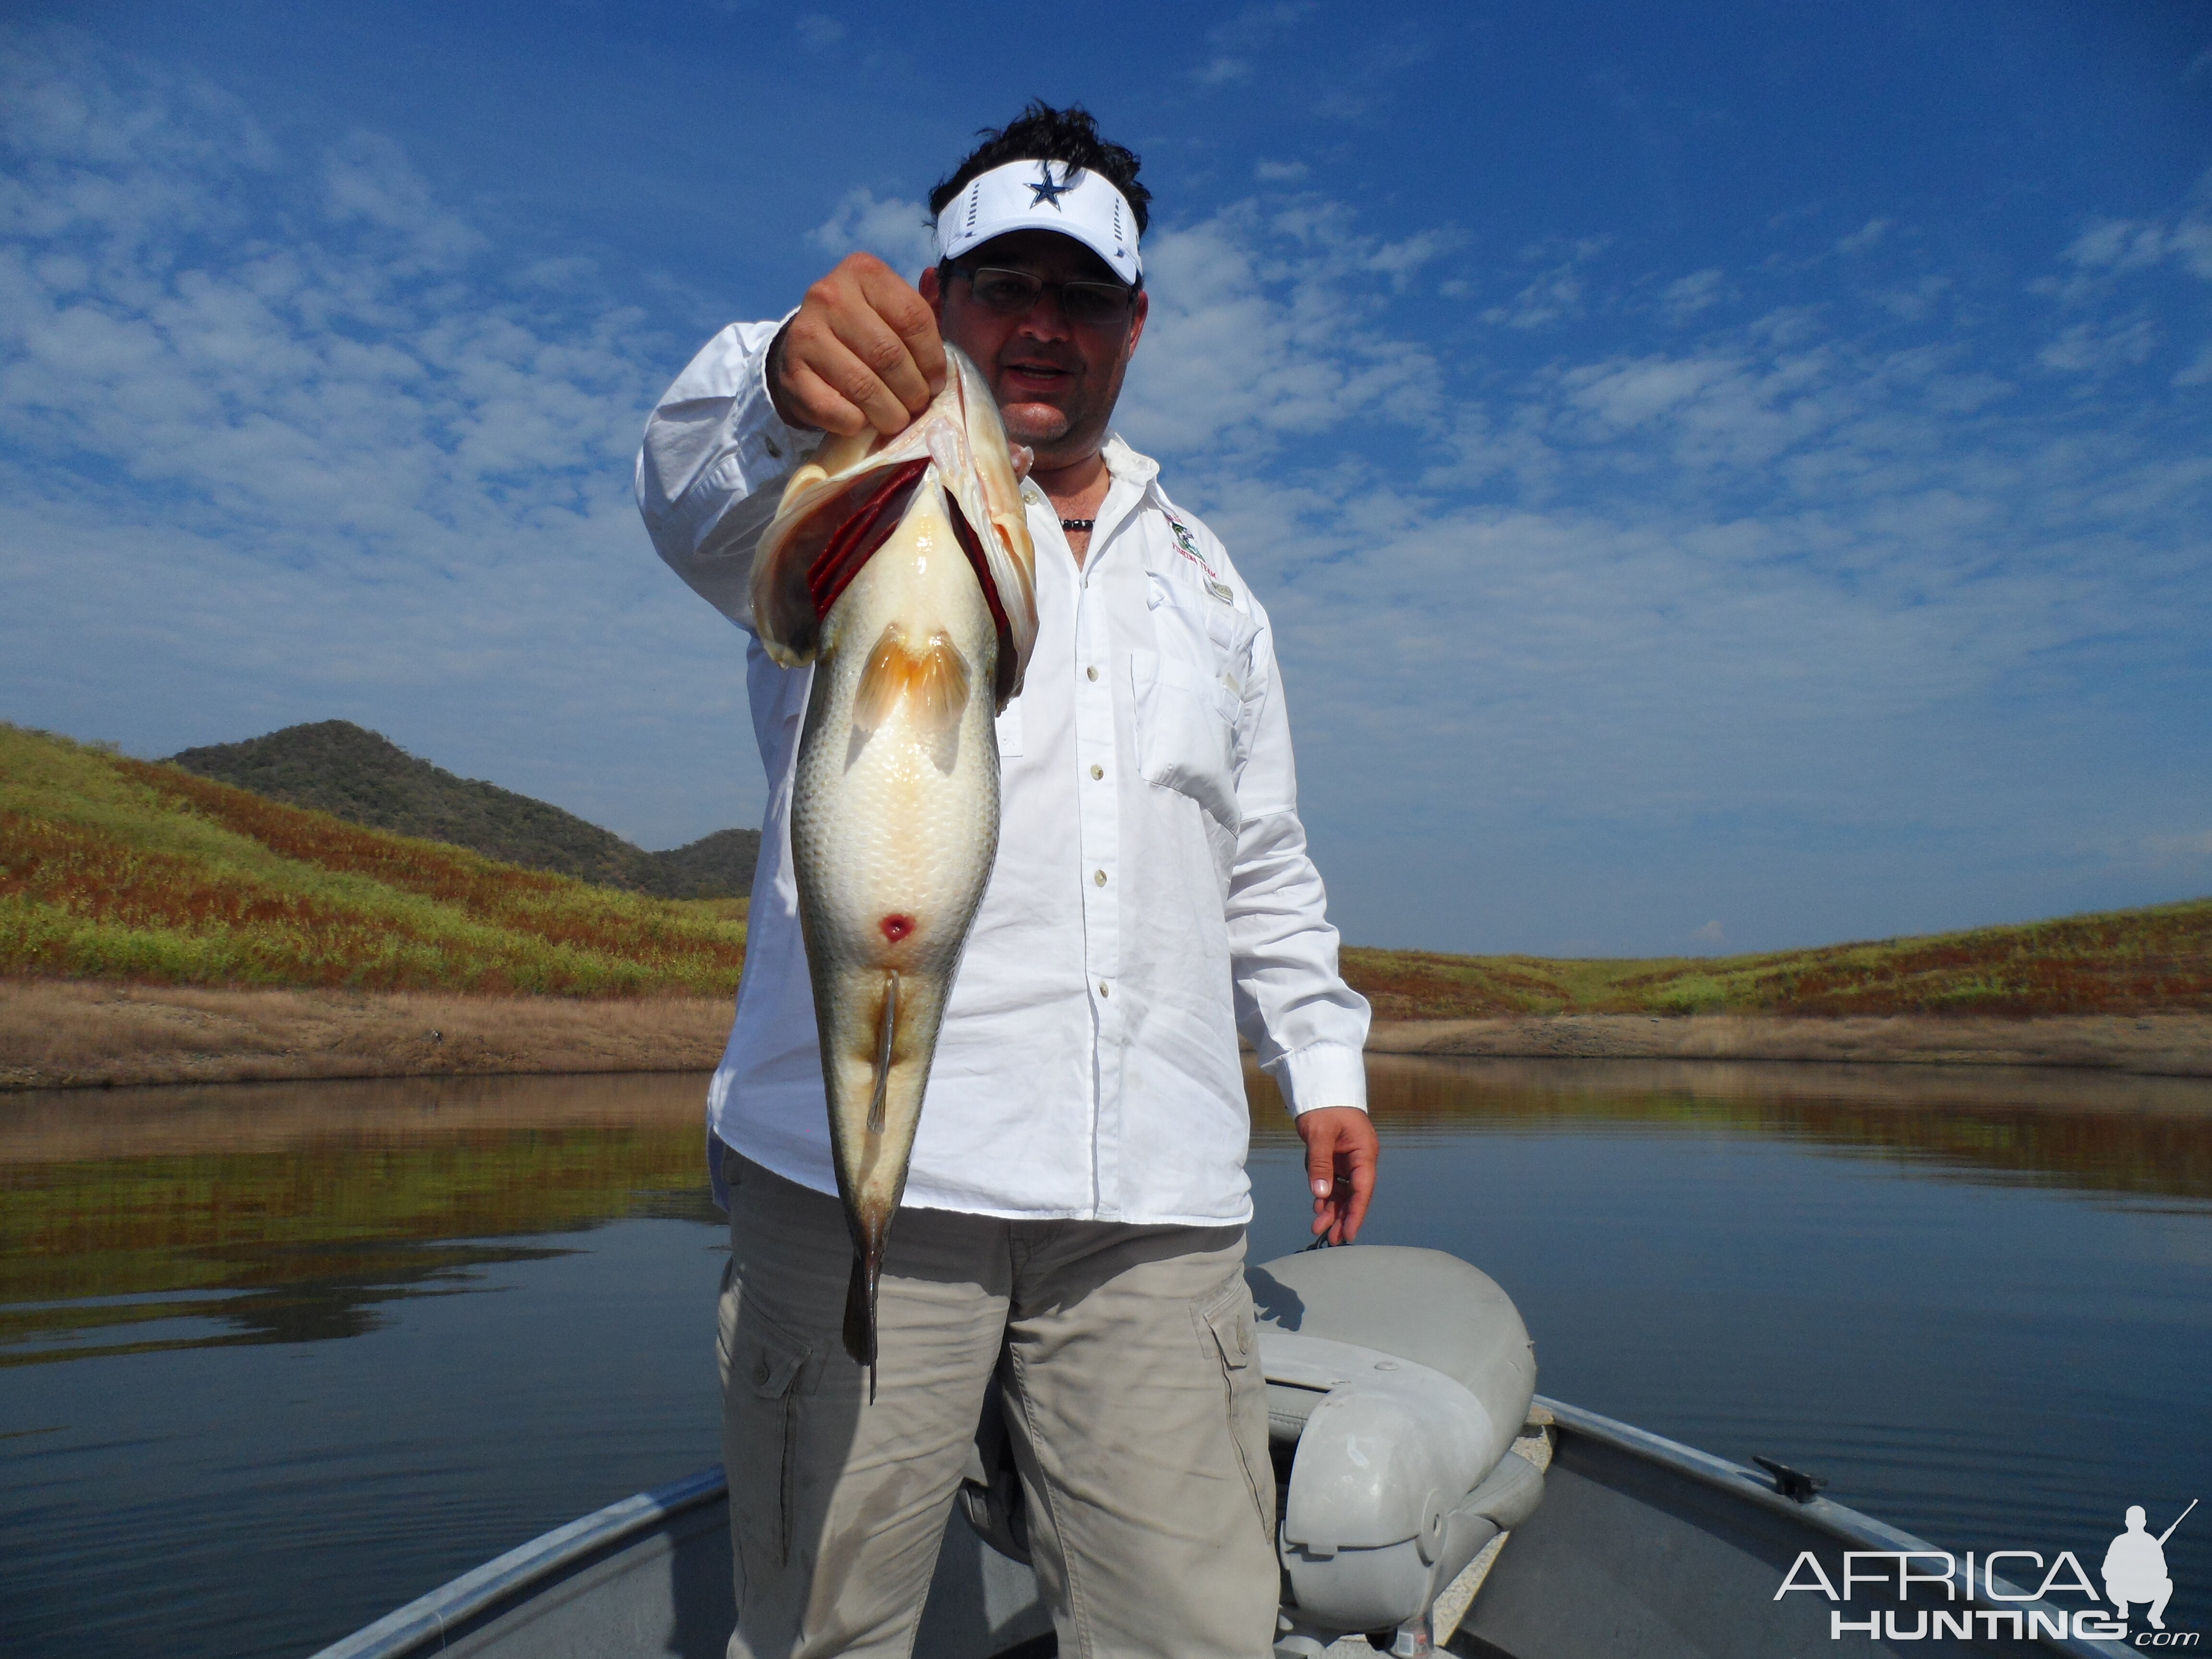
<box><xmin>934</xmin><ymin>158</ymin><xmax>1142</xmax><ymax>286</ymax></box>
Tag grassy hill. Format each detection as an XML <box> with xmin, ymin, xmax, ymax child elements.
<box><xmin>2</xmin><ymin>723</ymin><xmax>746</xmax><ymax>996</ymax></box>
<box><xmin>1343</xmin><ymin>898</ymin><xmax>2212</xmax><ymax>1020</ymax></box>
<box><xmin>167</xmin><ymin>720</ymin><xmax>758</xmax><ymax>899</ymax></box>
<box><xmin>5</xmin><ymin>721</ymin><xmax>2205</xmax><ymax>1016</ymax></box>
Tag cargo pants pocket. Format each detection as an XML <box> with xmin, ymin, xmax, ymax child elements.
<box><xmin>1201</xmin><ymin>1280</ymin><xmax>1275</xmax><ymax>1547</ymax></box>
<box><xmin>726</xmin><ymin>1310</ymin><xmax>811</xmax><ymax>1571</ymax></box>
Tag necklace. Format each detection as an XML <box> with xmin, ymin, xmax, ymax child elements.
<box><xmin>1059</xmin><ymin>518</ymin><xmax>1094</xmax><ymax>532</ymax></box>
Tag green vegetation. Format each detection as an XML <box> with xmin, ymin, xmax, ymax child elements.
<box><xmin>1343</xmin><ymin>896</ymin><xmax>2212</xmax><ymax>1019</ymax></box>
<box><xmin>168</xmin><ymin>719</ymin><xmax>758</xmax><ymax>898</ymax></box>
<box><xmin>7</xmin><ymin>721</ymin><xmax>2205</xmax><ymax>1016</ymax></box>
<box><xmin>1</xmin><ymin>723</ymin><xmax>746</xmax><ymax>996</ymax></box>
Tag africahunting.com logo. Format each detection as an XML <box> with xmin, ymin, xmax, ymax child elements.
<box><xmin>1776</xmin><ymin>1499</ymin><xmax>2199</xmax><ymax>1646</ymax></box>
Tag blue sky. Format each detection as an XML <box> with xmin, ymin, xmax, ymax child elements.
<box><xmin>2</xmin><ymin>0</ymin><xmax>2208</xmax><ymax>956</ymax></box>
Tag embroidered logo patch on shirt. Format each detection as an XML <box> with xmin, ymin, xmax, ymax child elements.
<box><xmin>1164</xmin><ymin>513</ymin><xmax>1235</xmax><ymax>603</ymax></box>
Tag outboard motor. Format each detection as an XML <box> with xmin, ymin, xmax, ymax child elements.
<box><xmin>948</xmin><ymin>1245</ymin><xmax>1541</xmax><ymax>1659</ymax></box>
<box><xmin>1250</xmin><ymin>1246</ymin><xmax>1544</xmax><ymax>1657</ymax></box>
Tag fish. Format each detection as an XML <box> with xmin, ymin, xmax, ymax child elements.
<box><xmin>751</xmin><ymin>344</ymin><xmax>1037</xmax><ymax>1394</ymax></box>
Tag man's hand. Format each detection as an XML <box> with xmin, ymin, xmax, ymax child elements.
<box><xmin>769</xmin><ymin>253</ymin><xmax>947</xmax><ymax>438</ymax></box>
<box><xmin>1296</xmin><ymin>1106</ymin><xmax>1378</xmax><ymax>1246</ymax></box>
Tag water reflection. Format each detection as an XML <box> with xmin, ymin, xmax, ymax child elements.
<box><xmin>0</xmin><ymin>1074</ymin><xmax>716</xmax><ymax>1367</ymax></box>
<box><xmin>1254</xmin><ymin>1054</ymin><xmax>2212</xmax><ymax>1200</ymax></box>
<box><xmin>2</xmin><ymin>1061</ymin><xmax>2208</xmax><ymax>1659</ymax></box>
<box><xmin>8</xmin><ymin>1059</ymin><xmax>2208</xmax><ymax>1370</ymax></box>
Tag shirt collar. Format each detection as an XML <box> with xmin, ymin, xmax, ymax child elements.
<box><xmin>1100</xmin><ymin>431</ymin><xmax>1159</xmax><ymax>490</ymax></box>
<box><xmin>1019</xmin><ymin>434</ymin><xmax>1163</xmax><ymax>517</ymax></box>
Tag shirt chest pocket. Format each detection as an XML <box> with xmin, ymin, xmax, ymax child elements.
<box><xmin>1131</xmin><ymin>649</ymin><xmax>1242</xmax><ymax>831</ymax></box>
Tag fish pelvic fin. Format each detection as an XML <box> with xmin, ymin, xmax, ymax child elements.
<box><xmin>867</xmin><ymin>970</ymin><xmax>898</xmax><ymax>1137</ymax></box>
<box><xmin>842</xmin><ymin>1249</ymin><xmax>881</xmax><ymax>1403</ymax></box>
<box><xmin>851</xmin><ymin>625</ymin><xmax>972</xmax><ymax>737</ymax></box>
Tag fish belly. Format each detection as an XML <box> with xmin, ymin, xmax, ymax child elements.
<box><xmin>789</xmin><ymin>476</ymin><xmax>1000</xmax><ymax>1345</ymax></box>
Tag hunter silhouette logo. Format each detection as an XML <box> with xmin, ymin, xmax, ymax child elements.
<box><xmin>2107</xmin><ymin>1501</ymin><xmax>2195</xmax><ymax>1632</ymax></box>
<box><xmin>1775</xmin><ymin>1495</ymin><xmax>2201</xmax><ymax>1643</ymax></box>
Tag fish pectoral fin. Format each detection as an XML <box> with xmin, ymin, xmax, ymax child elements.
<box><xmin>776</xmin><ymin>460</ymin><xmax>831</xmax><ymax>507</ymax></box>
<box><xmin>851</xmin><ymin>625</ymin><xmax>972</xmax><ymax>737</ymax></box>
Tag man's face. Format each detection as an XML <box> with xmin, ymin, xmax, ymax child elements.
<box><xmin>919</xmin><ymin>229</ymin><xmax>1149</xmax><ymax>469</ymax></box>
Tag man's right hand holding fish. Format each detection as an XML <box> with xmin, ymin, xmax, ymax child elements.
<box><xmin>637</xmin><ymin>100</ymin><xmax>1376</xmax><ymax>1659</ymax></box>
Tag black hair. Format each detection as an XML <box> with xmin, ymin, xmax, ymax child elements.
<box><xmin>929</xmin><ymin>100</ymin><xmax>1152</xmax><ymax>256</ymax></box>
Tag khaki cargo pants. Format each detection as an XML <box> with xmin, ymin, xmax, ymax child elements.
<box><xmin>716</xmin><ymin>1154</ymin><xmax>1279</xmax><ymax>1659</ymax></box>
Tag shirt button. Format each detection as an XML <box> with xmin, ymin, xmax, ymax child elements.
<box><xmin>1093</xmin><ymin>869</ymin><xmax>1107</xmax><ymax>886</ymax></box>
<box><xmin>1090</xmin><ymin>764</ymin><xmax>1104</xmax><ymax>780</ymax></box>
<box><xmin>1098</xmin><ymin>982</ymin><xmax>1110</xmax><ymax>998</ymax></box>
<box><xmin>1086</xmin><ymin>665</ymin><xmax>1099</xmax><ymax>681</ymax></box>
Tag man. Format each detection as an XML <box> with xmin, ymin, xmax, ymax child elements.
<box><xmin>636</xmin><ymin>103</ymin><xmax>1376</xmax><ymax>1659</ymax></box>
<box><xmin>2103</xmin><ymin>1505</ymin><xmax>2177</xmax><ymax>1631</ymax></box>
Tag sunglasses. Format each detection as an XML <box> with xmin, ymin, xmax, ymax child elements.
<box><xmin>955</xmin><ymin>265</ymin><xmax>1138</xmax><ymax>329</ymax></box>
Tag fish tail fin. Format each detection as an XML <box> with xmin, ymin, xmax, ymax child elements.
<box><xmin>842</xmin><ymin>1249</ymin><xmax>881</xmax><ymax>1404</ymax></box>
<box><xmin>852</xmin><ymin>626</ymin><xmax>972</xmax><ymax>737</ymax></box>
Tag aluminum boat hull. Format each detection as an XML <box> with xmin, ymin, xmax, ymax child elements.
<box><xmin>309</xmin><ymin>1396</ymin><xmax>2127</xmax><ymax>1659</ymax></box>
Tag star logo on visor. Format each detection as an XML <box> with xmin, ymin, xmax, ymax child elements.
<box><xmin>1026</xmin><ymin>163</ymin><xmax>1073</xmax><ymax>209</ymax></box>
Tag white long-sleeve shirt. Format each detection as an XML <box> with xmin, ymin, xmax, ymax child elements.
<box><xmin>636</xmin><ymin>319</ymin><xmax>1369</xmax><ymax>1226</ymax></box>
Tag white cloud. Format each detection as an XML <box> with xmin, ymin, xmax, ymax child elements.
<box><xmin>2058</xmin><ymin>209</ymin><xmax>2212</xmax><ymax>282</ymax></box>
<box><xmin>1119</xmin><ymin>199</ymin><xmax>1444</xmax><ymax>460</ymax></box>
<box><xmin>1480</xmin><ymin>237</ymin><xmax>1610</xmax><ymax>329</ymax></box>
<box><xmin>806</xmin><ymin>187</ymin><xmax>937</xmax><ymax>277</ymax></box>
<box><xmin>0</xmin><ymin>30</ymin><xmax>752</xmax><ymax>844</ymax></box>
<box><xmin>1660</xmin><ymin>266</ymin><xmax>1725</xmax><ymax>324</ymax></box>
<box><xmin>2038</xmin><ymin>317</ymin><xmax>2157</xmax><ymax>375</ymax></box>
<box><xmin>320</xmin><ymin>130</ymin><xmax>485</xmax><ymax>268</ymax></box>
<box><xmin>1873</xmin><ymin>274</ymin><xmax>1949</xmax><ymax>321</ymax></box>
<box><xmin>1836</xmin><ymin>217</ymin><xmax>1890</xmax><ymax>255</ymax></box>
<box><xmin>793</xmin><ymin>13</ymin><xmax>845</xmax><ymax>48</ymax></box>
<box><xmin>2036</xmin><ymin>189</ymin><xmax>2212</xmax><ymax>314</ymax></box>
<box><xmin>1255</xmin><ymin>159</ymin><xmax>1309</xmax><ymax>183</ymax></box>
<box><xmin>1693</xmin><ymin>920</ymin><xmax>1727</xmax><ymax>945</ymax></box>
<box><xmin>1193</xmin><ymin>0</ymin><xmax>1317</xmax><ymax>84</ymax></box>
<box><xmin>1102</xmin><ymin>190</ymin><xmax>2210</xmax><ymax>948</ymax></box>
<box><xmin>2143</xmin><ymin>830</ymin><xmax>2212</xmax><ymax>863</ymax></box>
<box><xmin>519</xmin><ymin>254</ymin><xmax>600</xmax><ymax>291</ymax></box>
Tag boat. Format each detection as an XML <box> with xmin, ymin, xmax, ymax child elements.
<box><xmin>312</xmin><ymin>1245</ymin><xmax>2134</xmax><ymax>1659</ymax></box>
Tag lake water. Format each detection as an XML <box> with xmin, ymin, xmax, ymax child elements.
<box><xmin>3</xmin><ymin>1058</ymin><xmax>2209</xmax><ymax>1656</ymax></box>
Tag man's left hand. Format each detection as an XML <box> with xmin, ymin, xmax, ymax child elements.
<box><xmin>1296</xmin><ymin>1106</ymin><xmax>1378</xmax><ymax>1246</ymax></box>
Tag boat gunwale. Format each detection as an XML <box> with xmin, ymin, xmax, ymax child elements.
<box><xmin>1533</xmin><ymin>1394</ymin><xmax>2135</xmax><ymax>1658</ymax></box>
<box><xmin>303</xmin><ymin>1465</ymin><xmax>727</xmax><ymax>1659</ymax></box>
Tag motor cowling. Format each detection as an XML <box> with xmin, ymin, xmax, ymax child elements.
<box><xmin>1265</xmin><ymin>1329</ymin><xmax>1544</xmax><ymax>1638</ymax></box>
<box><xmin>1250</xmin><ymin>1247</ymin><xmax>1544</xmax><ymax>1651</ymax></box>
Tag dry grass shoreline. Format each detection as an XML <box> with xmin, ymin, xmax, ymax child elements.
<box><xmin>5</xmin><ymin>980</ymin><xmax>2208</xmax><ymax>1093</ymax></box>
<box><xmin>1364</xmin><ymin>1011</ymin><xmax>2212</xmax><ymax>1076</ymax></box>
<box><xmin>0</xmin><ymin>981</ymin><xmax>736</xmax><ymax>1091</ymax></box>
